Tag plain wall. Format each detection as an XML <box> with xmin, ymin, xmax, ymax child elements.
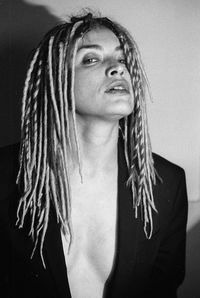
<box><xmin>1</xmin><ymin>0</ymin><xmax>200</xmax><ymax>296</ymax></box>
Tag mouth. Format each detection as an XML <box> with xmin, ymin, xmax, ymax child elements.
<box><xmin>105</xmin><ymin>80</ymin><xmax>130</xmax><ymax>95</ymax></box>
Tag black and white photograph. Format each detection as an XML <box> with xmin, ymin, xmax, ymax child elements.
<box><xmin>0</xmin><ymin>0</ymin><xmax>200</xmax><ymax>297</ymax></box>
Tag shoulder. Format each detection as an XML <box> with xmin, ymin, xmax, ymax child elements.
<box><xmin>0</xmin><ymin>142</ymin><xmax>20</xmax><ymax>157</ymax></box>
<box><xmin>0</xmin><ymin>143</ymin><xmax>20</xmax><ymax>200</ymax></box>
<box><xmin>0</xmin><ymin>141</ymin><xmax>20</xmax><ymax>159</ymax></box>
<box><xmin>153</xmin><ymin>152</ymin><xmax>186</xmax><ymax>185</ymax></box>
<box><xmin>0</xmin><ymin>142</ymin><xmax>20</xmax><ymax>169</ymax></box>
<box><xmin>0</xmin><ymin>142</ymin><xmax>20</xmax><ymax>178</ymax></box>
<box><xmin>152</xmin><ymin>153</ymin><xmax>188</xmax><ymax>219</ymax></box>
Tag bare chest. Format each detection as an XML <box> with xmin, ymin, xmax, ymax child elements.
<box><xmin>62</xmin><ymin>173</ymin><xmax>118</xmax><ymax>297</ymax></box>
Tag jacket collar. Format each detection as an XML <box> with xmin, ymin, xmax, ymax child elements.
<box><xmin>103</xmin><ymin>136</ymin><xmax>140</xmax><ymax>297</ymax></box>
<box><xmin>44</xmin><ymin>208</ymin><xmax>71</xmax><ymax>297</ymax></box>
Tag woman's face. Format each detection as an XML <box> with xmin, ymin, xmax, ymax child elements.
<box><xmin>74</xmin><ymin>27</ymin><xmax>134</xmax><ymax>122</ymax></box>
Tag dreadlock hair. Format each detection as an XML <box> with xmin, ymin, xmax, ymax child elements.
<box><xmin>16</xmin><ymin>11</ymin><xmax>157</xmax><ymax>267</ymax></box>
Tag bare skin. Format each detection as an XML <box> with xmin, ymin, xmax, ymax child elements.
<box><xmin>62</xmin><ymin>27</ymin><xmax>133</xmax><ymax>298</ymax></box>
<box><xmin>62</xmin><ymin>122</ymin><xmax>118</xmax><ymax>298</ymax></box>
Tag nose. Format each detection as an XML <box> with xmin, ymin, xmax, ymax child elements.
<box><xmin>106</xmin><ymin>63</ymin><xmax>124</xmax><ymax>77</ymax></box>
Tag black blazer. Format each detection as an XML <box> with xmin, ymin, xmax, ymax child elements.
<box><xmin>0</xmin><ymin>141</ymin><xmax>188</xmax><ymax>298</ymax></box>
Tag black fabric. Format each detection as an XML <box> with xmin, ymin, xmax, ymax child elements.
<box><xmin>0</xmin><ymin>142</ymin><xmax>188</xmax><ymax>298</ymax></box>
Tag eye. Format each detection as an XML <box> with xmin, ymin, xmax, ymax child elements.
<box><xmin>118</xmin><ymin>57</ymin><xmax>126</xmax><ymax>64</ymax></box>
<box><xmin>82</xmin><ymin>56</ymin><xmax>100</xmax><ymax>65</ymax></box>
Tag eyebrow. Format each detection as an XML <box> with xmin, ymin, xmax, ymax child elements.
<box><xmin>77</xmin><ymin>44</ymin><xmax>122</xmax><ymax>52</ymax></box>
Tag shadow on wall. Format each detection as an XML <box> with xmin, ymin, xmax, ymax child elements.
<box><xmin>178</xmin><ymin>220</ymin><xmax>200</xmax><ymax>298</ymax></box>
<box><xmin>0</xmin><ymin>0</ymin><xmax>60</xmax><ymax>147</ymax></box>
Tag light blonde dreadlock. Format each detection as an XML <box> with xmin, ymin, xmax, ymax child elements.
<box><xmin>16</xmin><ymin>12</ymin><xmax>157</xmax><ymax>267</ymax></box>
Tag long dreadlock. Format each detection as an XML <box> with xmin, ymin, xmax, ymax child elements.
<box><xmin>16</xmin><ymin>12</ymin><xmax>157</xmax><ymax>267</ymax></box>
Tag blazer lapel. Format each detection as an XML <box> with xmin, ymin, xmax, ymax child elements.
<box><xmin>104</xmin><ymin>138</ymin><xmax>140</xmax><ymax>297</ymax></box>
<box><xmin>44</xmin><ymin>208</ymin><xmax>71</xmax><ymax>298</ymax></box>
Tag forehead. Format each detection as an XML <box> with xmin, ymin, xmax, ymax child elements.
<box><xmin>77</xmin><ymin>27</ymin><xmax>121</xmax><ymax>50</ymax></box>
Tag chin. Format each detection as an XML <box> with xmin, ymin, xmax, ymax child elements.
<box><xmin>108</xmin><ymin>103</ymin><xmax>133</xmax><ymax>117</ymax></box>
<box><xmin>105</xmin><ymin>108</ymin><xmax>133</xmax><ymax>122</ymax></box>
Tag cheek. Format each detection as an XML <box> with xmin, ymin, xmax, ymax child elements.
<box><xmin>74</xmin><ymin>70</ymin><xmax>99</xmax><ymax>102</ymax></box>
<box><xmin>74</xmin><ymin>72</ymin><xmax>88</xmax><ymax>102</ymax></box>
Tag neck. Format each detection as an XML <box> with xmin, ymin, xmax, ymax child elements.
<box><xmin>68</xmin><ymin>114</ymin><xmax>119</xmax><ymax>175</ymax></box>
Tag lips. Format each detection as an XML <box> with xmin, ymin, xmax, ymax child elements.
<box><xmin>105</xmin><ymin>80</ymin><xmax>130</xmax><ymax>94</ymax></box>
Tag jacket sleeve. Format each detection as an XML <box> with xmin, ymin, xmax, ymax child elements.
<box><xmin>148</xmin><ymin>169</ymin><xmax>188</xmax><ymax>298</ymax></box>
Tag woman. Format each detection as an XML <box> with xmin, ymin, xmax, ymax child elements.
<box><xmin>0</xmin><ymin>12</ymin><xmax>188</xmax><ymax>298</ymax></box>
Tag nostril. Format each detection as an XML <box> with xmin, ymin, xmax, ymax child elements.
<box><xmin>110</xmin><ymin>69</ymin><xmax>118</xmax><ymax>76</ymax></box>
<box><xmin>107</xmin><ymin>65</ymin><xmax>124</xmax><ymax>77</ymax></box>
